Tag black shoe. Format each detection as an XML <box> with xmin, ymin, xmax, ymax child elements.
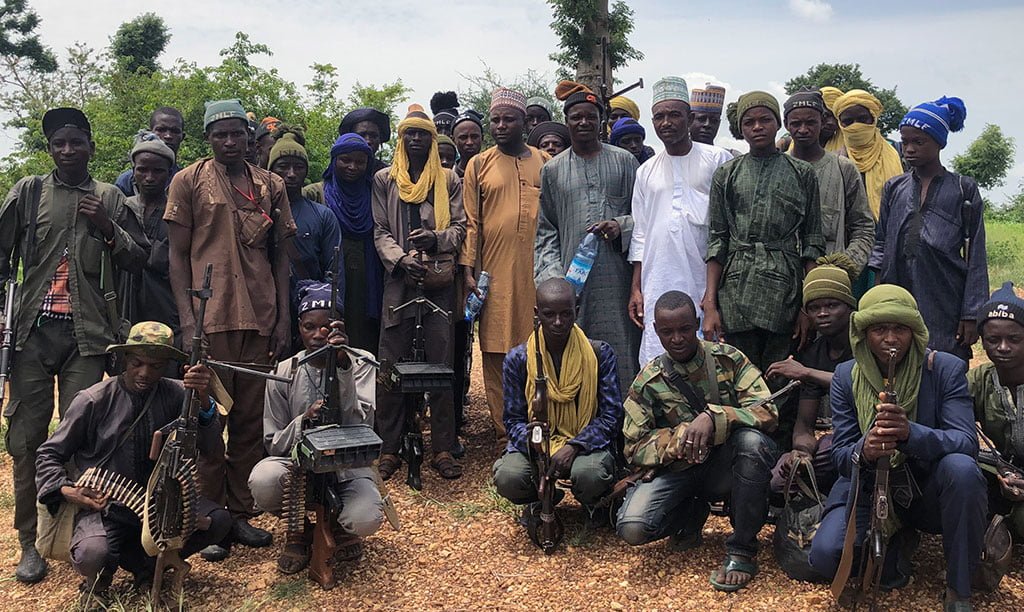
<box><xmin>668</xmin><ymin>499</ymin><xmax>710</xmax><ymax>552</ymax></box>
<box><xmin>15</xmin><ymin>546</ymin><xmax>47</xmax><ymax>584</ymax></box>
<box><xmin>232</xmin><ymin>518</ymin><xmax>273</xmax><ymax>548</ymax></box>
<box><xmin>199</xmin><ymin>543</ymin><xmax>231</xmax><ymax>562</ymax></box>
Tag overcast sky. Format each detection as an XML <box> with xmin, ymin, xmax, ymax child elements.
<box><xmin>12</xmin><ymin>0</ymin><xmax>1024</xmax><ymax>201</ymax></box>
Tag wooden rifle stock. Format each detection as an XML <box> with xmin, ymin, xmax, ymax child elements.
<box><xmin>526</xmin><ymin>323</ymin><xmax>563</xmax><ymax>553</ymax></box>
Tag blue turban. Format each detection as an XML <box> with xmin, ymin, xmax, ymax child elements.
<box><xmin>297</xmin><ymin>281</ymin><xmax>332</xmax><ymax>317</ymax></box>
<box><xmin>609</xmin><ymin>117</ymin><xmax>645</xmax><ymax>145</ymax></box>
<box><xmin>321</xmin><ymin>133</ymin><xmax>383</xmax><ymax>321</ymax></box>
<box><xmin>899</xmin><ymin>96</ymin><xmax>966</xmax><ymax>149</ymax></box>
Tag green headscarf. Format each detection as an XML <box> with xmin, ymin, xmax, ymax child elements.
<box><xmin>849</xmin><ymin>285</ymin><xmax>930</xmax><ymax>467</ymax></box>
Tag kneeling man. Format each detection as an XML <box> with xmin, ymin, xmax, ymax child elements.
<box><xmin>493</xmin><ymin>278</ymin><xmax>621</xmax><ymax>517</ymax></box>
<box><xmin>35</xmin><ymin>323</ymin><xmax>230</xmax><ymax>601</ymax></box>
<box><xmin>808</xmin><ymin>285</ymin><xmax>984</xmax><ymax>611</ymax></box>
<box><xmin>617</xmin><ymin>290</ymin><xmax>778</xmax><ymax>593</ymax></box>
<box><xmin>249</xmin><ymin>283</ymin><xmax>383</xmax><ymax>574</ymax></box>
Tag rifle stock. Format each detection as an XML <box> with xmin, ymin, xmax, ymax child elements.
<box><xmin>526</xmin><ymin>323</ymin><xmax>563</xmax><ymax>554</ymax></box>
<box><xmin>861</xmin><ymin>348</ymin><xmax>898</xmax><ymax>608</ymax></box>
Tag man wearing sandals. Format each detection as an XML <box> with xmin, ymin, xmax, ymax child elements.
<box><xmin>808</xmin><ymin>285</ymin><xmax>984</xmax><ymax>611</ymax></box>
<box><xmin>492</xmin><ymin>278</ymin><xmax>621</xmax><ymax>520</ymax></box>
<box><xmin>618</xmin><ymin>290</ymin><xmax>778</xmax><ymax>592</ymax></box>
<box><xmin>249</xmin><ymin>282</ymin><xmax>384</xmax><ymax>574</ymax></box>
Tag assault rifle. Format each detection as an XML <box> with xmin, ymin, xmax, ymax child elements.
<box><xmin>142</xmin><ymin>263</ymin><xmax>214</xmax><ymax>601</ymax></box>
<box><xmin>0</xmin><ymin>275</ymin><xmax>17</xmax><ymax>405</ymax></box>
<box><xmin>524</xmin><ymin>321</ymin><xmax>564</xmax><ymax>554</ymax></box>
<box><xmin>597</xmin><ymin>36</ymin><xmax>644</xmax><ymax>141</ymax></box>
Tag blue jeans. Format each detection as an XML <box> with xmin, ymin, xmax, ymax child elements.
<box><xmin>617</xmin><ymin>428</ymin><xmax>777</xmax><ymax>558</ymax></box>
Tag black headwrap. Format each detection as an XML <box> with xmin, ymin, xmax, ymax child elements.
<box><xmin>338</xmin><ymin>107</ymin><xmax>392</xmax><ymax>142</ymax></box>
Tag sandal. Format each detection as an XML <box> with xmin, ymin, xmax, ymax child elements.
<box><xmin>709</xmin><ymin>554</ymin><xmax>757</xmax><ymax>592</ymax></box>
<box><xmin>378</xmin><ymin>454</ymin><xmax>401</xmax><ymax>481</ymax></box>
<box><xmin>333</xmin><ymin>534</ymin><xmax>364</xmax><ymax>562</ymax></box>
<box><xmin>430</xmin><ymin>452</ymin><xmax>464</xmax><ymax>480</ymax></box>
<box><xmin>276</xmin><ymin>534</ymin><xmax>311</xmax><ymax>575</ymax></box>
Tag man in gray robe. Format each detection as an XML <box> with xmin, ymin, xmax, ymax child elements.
<box><xmin>535</xmin><ymin>88</ymin><xmax>640</xmax><ymax>395</ymax></box>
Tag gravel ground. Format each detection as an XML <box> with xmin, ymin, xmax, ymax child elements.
<box><xmin>1</xmin><ymin>346</ymin><xmax>1023</xmax><ymax>611</ymax></box>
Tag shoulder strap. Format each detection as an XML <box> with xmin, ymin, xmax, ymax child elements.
<box><xmin>475</xmin><ymin>155</ymin><xmax>484</xmax><ymax>270</ymax></box>
<box><xmin>96</xmin><ymin>388</ymin><xmax>157</xmax><ymax>469</ymax></box>
<box><xmin>22</xmin><ymin>176</ymin><xmax>43</xmax><ymax>269</ymax></box>
<box><xmin>702</xmin><ymin>343</ymin><xmax>722</xmax><ymax>405</ymax></box>
<box><xmin>100</xmin><ymin>247</ymin><xmax>126</xmax><ymax>342</ymax></box>
<box><xmin>659</xmin><ymin>353</ymin><xmax>708</xmax><ymax>414</ymax></box>
<box><xmin>958</xmin><ymin>174</ymin><xmax>973</xmax><ymax>249</ymax></box>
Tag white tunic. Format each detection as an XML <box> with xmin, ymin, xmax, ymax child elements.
<box><xmin>629</xmin><ymin>143</ymin><xmax>733</xmax><ymax>367</ymax></box>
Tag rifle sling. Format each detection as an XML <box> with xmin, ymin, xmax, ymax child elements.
<box><xmin>96</xmin><ymin>388</ymin><xmax>157</xmax><ymax>470</ymax></box>
<box><xmin>831</xmin><ymin>456</ymin><xmax>862</xmax><ymax>599</ymax></box>
<box><xmin>658</xmin><ymin>343</ymin><xmax>721</xmax><ymax>415</ymax></box>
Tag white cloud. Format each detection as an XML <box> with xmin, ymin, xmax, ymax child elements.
<box><xmin>788</xmin><ymin>0</ymin><xmax>834</xmax><ymax>23</ymax></box>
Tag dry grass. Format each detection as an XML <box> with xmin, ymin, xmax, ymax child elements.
<box><xmin>1</xmin><ymin>347</ymin><xmax>1023</xmax><ymax>611</ymax></box>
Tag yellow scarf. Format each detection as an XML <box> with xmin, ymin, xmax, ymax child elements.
<box><xmin>834</xmin><ymin>90</ymin><xmax>904</xmax><ymax>220</ymax></box>
<box><xmin>819</xmin><ymin>86</ymin><xmax>846</xmax><ymax>153</ymax></box>
<box><xmin>524</xmin><ymin>325</ymin><xmax>599</xmax><ymax>454</ymax></box>
<box><xmin>389</xmin><ymin>116</ymin><xmax>451</xmax><ymax>230</ymax></box>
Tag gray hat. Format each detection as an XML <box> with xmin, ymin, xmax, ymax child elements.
<box><xmin>203</xmin><ymin>99</ymin><xmax>248</xmax><ymax>131</ymax></box>
<box><xmin>130</xmin><ymin>130</ymin><xmax>175</xmax><ymax>166</ymax></box>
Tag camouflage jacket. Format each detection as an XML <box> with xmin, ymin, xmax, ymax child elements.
<box><xmin>623</xmin><ymin>341</ymin><xmax>777</xmax><ymax>468</ymax></box>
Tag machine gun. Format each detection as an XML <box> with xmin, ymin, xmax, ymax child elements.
<box><xmin>596</xmin><ymin>36</ymin><xmax>644</xmax><ymax>141</ymax></box>
<box><xmin>858</xmin><ymin>347</ymin><xmax>899</xmax><ymax>610</ymax></box>
<box><xmin>524</xmin><ymin>322</ymin><xmax>564</xmax><ymax>554</ymax></box>
<box><xmin>0</xmin><ymin>274</ymin><xmax>17</xmax><ymax>405</ymax></box>
<box><xmin>378</xmin><ymin>247</ymin><xmax>453</xmax><ymax>491</ymax></box>
<box><xmin>141</xmin><ymin>263</ymin><xmax>214</xmax><ymax>601</ymax></box>
<box><xmin>285</xmin><ymin>247</ymin><xmax>394</xmax><ymax>589</ymax></box>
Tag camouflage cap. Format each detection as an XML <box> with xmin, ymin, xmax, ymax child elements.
<box><xmin>106</xmin><ymin>321</ymin><xmax>188</xmax><ymax>362</ymax></box>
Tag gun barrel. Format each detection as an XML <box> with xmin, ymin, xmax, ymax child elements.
<box><xmin>0</xmin><ymin>281</ymin><xmax>18</xmax><ymax>404</ymax></box>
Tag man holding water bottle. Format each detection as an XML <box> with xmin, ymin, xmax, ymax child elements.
<box><xmin>534</xmin><ymin>85</ymin><xmax>640</xmax><ymax>397</ymax></box>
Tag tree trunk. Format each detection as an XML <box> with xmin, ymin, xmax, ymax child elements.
<box><xmin>574</xmin><ymin>0</ymin><xmax>611</xmax><ymax>96</ymax></box>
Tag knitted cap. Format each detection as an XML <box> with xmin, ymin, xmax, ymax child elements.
<box><xmin>268</xmin><ymin>131</ymin><xmax>308</xmax><ymax>168</ymax></box>
<box><xmin>900</xmin><ymin>96</ymin><xmax>967</xmax><ymax>149</ymax></box>
<box><xmin>609</xmin><ymin>95</ymin><xmax>640</xmax><ymax>120</ymax></box>
<box><xmin>490</xmin><ymin>87</ymin><xmax>528</xmax><ymax>115</ymax></box>
<box><xmin>803</xmin><ymin>265</ymin><xmax>855</xmax><ymax>308</ymax></box>
<box><xmin>204</xmin><ymin>99</ymin><xmax>248</xmax><ymax>131</ymax></box>
<box><xmin>130</xmin><ymin>130</ymin><xmax>175</xmax><ymax>166</ymax></box>
<box><xmin>784</xmin><ymin>90</ymin><xmax>825</xmax><ymax>118</ymax></box>
<box><xmin>652</xmin><ymin>76</ymin><xmax>690</xmax><ymax>106</ymax></box>
<box><xmin>736</xmin><ymin>91</ymin><xmax>781</xmax><ymax>125</ymax></box>
<box><xmin>978</xmin><ymin>281</ymin><xmax>1024</xmax><ymax>333</ymax></box>
<box><xmin>690</xmin><ymin>84</ymin><xmax>725</xmax><ymax>114</ymax></box>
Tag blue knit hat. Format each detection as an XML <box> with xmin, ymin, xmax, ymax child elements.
<box><xmin>899</xmin><ymin>96</ymin><xmax>966</xmax><ymax>149</ymax></box>
<box><xmin>297</xmin><ymin>281</ymin><xmax>333</xmax><ymax>317</ymax></box>
<box><xmin>609</xmin><ymin>117</ymin><xmax>645</xmax><ymax>145</ymax></box>
<box><xmin>978</xmin><ymin>281</ymin><xmax>1024</xmax><ymax>333</ymax></box>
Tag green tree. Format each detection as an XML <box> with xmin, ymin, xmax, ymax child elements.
<box><xmin>547</xmin><ymin>0</ymin><xmax>643</xmax><ymax>90</ymax></box>
<box><xmin>785</xmin><ymin>63</ymin><xmax>907</xmax><ymax>135</ymax></box>
<box><xmin>110</xmin><ymin>13</ymin><xmax>170</xmax><ymax>74</ymax></box>
<box><xmin>951</xmin><ymin>124</ymin><xmax>1016</xmax><ymax>191</ymax></box>
<box><xmin>0</xmin><ymin>0</ymin><xmax>55</xmax><ymax>72</ymax></box>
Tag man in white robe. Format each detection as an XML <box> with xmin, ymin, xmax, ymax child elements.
<box><xmin>628</xmin><ymin>76</ymin><xmax>732</xmax><ymax>366</ymax></box>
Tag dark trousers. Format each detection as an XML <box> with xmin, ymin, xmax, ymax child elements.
<box><xmin>198</xmin><ymin>330</ymin><xmax>269</xmax><ymax>518</ymax></box>
<box><xmin>617</xmin><ymin>428</ymin><xmax>777</xmax><ymax>558</ymax></box>
<box><xmin>377</xmin><ymin>315</ymin><xmax>455</xmax><ymax>455</ymax></box>
<box><xmin>5</xmin><ymin>318</ymin><xmax>105</xmax><ymax>548</ymax></box>
<box><xmin>727</xmin><ymin>329</ymin><xmax>793</xmax><ymax>375</ymax></box>
<box><xmin>809</xmin><ymin>453</ymin><xmax>987</xmax><ymax>598</ymax></box>
<box><xmin>70</xmin><ymin>500</ymin><xmax>230</xmax><ymax>586</ymax></box>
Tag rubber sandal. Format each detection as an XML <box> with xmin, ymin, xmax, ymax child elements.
<box><xmin>430</xmin><ymin>452</ymin><xmax>464</xmax><ymax>480</ymax></box>
<box><xmin>378</xmin><ymin>454</ymin><xmax>401</xmax><ymax>480</ymax></box>
<box><xmin>709</xmin><ymin>555</ymin><xmax>758</xmax><ymax>592</ymax></box>
<box><xmin>276</xmin><ymin>540</ymin><xmax>310</xmax><ymax>575</ymax></box>
<box><xmin>333</xmin><ymin>535</ymin><xmax>364</xmax><ymax>562</ymax></box>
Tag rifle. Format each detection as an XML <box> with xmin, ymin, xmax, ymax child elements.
<box><xmin>860</xmin><ymin>347</ymin><xmax>898</xmax><ymax>609</ymax></box>
<box><xmin>594</xmin><ymin>379</ymin><xmax>802</xmax><ymax>510</ymax></box>
<box><xmin>142</xmin><ymin>263</ymin><xmax>214</xmax><ymax>602</ymax></box>
<box><xmin>525</xmin><ymin>321</ymin><xmax>564</xmax><ymax>554</ymax></box>
<box><xmin>597</xmin><ymin>37</ymin><xmax>644</xmax><ymax>141</ymax></box>
<box><xmin>0</xmin><ymin>276</ymin><xmax>17</xmax><ymax>405</ymax></box>
<box><xmin>976</xmin><ymin>423</ymin><xmax>1024</xmax><ymax>488</ymax></box>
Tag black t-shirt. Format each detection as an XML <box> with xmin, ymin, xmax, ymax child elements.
<box><xmin>799</xmin><ymin>335</ymin><xmax>853</xmax><ymax>401</ymax></box>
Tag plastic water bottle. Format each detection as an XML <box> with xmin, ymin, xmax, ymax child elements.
<box><xmin>464</xmin><ymin>271</ymin><xmax>491</xmax><ymax>321</ymax></box>
<box><xmin>565</xmin><ymin>232</ymin><xmax>599</xmax><ymax>297</ymax></box>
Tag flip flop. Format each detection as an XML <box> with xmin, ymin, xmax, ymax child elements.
<box><xmin>430</xmin><ymin>452</ymin><xmax>464</xmax><ymax>480</ymax></box>
<box><xmin>709</xmin><ymin>555</ymin><xmax>757</xmax><ymax>592</ymax></box>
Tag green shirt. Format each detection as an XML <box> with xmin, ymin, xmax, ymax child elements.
<box><xmin>969</xmin><ymin>362</ymin><xmax>1024</xmax><ymax>460</ymax></box>
<box><xmin>623</xmin><ymin>340</ymin><xmax>777</xmax><ymax>468</ymax></box>
<box><xmin>0</xmin><ymin>172</ymin><xmax>149</xmax><ymax>356</ymax></box>
<box><xmin>706</xmin><ymin>152</ymin><xmax>824</xmax><ymax>334</ymax></box>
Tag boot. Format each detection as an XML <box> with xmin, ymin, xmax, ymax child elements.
<box><xmin>15</xmin><ymin>545</ymin><xmax>47</xmax><ymax>584</ymax></box>
<box><xmin>232</xmin><ymin>518</ymin><xmax>273</xmax><ymax>548</ymax></box>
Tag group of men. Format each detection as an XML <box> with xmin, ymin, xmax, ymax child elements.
<box><xmin>0</xmin><ymin>69</ymin><xmax>1012</xmax><ymax>612</ymax></box>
